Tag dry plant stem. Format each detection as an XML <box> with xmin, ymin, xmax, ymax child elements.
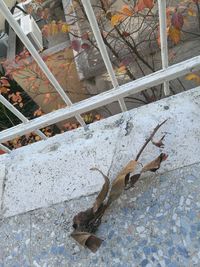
<box><xmin>135</xmin><ymin>119</ymin><xmax>168</xmax><ymax>161</ymax></box>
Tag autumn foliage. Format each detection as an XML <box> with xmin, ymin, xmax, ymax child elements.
<box><xmin>1</xmin><ymin>0</ymin><xmax>200</xmax><ymax>151</ymax></box>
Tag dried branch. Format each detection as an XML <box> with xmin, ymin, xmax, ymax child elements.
<box><xmin>71</xmin><ymin>120</ymin><xmax>169</xmax><ymax>252</ymax></box>
<box><xmin>135</xmin><ymin>119</ymin><xmax>168</xmax><ymax>161</ymax></box>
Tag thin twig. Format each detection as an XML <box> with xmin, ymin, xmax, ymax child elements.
<box><xmin>135</xmin><ymin>119</ymin><xmax>168</xmax><ymax>161</ymax></box>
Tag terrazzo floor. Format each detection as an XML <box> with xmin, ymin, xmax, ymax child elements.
<box><xmin>1</xmin><ymin>162</ymin><xmax>200</xmax><ymax>267</ymax></box>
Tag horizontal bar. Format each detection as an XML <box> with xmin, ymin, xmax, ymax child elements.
<box><xmin>0</xmin><ymin>144</ymin><xmax>11</xmax><ymax>153</ymax></box>
<box><xmin>158</xmin><ymin>0</ymin><xmax>170</xmax><ymax>96</ymax></box>
<box><xmin>0</xmin><ymin>0</ymin><xmax>85</xmax><ymax>127</ymax></box>
<box><xmin>0</xmin><ymin>94</ymin><xmax>47</xmax><ymax>140</ymax></box>
<box><xmin>0</xmin><ymin>55</ymin><xmax>200</xmax><ymax>143</ymax></box>
<box><xmin>81</xmin><ymin>0</ymin><xmax>127</xmax><ymax>112</ymax></box>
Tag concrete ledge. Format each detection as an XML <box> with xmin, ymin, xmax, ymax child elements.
<box><xmin>1</xmin><ymin>87</ymin><xmax>200</xmax><ymax>217</ymax></box>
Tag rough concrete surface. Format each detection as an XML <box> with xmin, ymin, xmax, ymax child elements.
<box><xmin>0</xmin><ymin>87</ymin><xmax>200</xmax><ymax>218</ymax></box>
<box><xmin>0</xmin><ymin>162</ymin><xmax>5</xmax><ymax>210</ymax></box>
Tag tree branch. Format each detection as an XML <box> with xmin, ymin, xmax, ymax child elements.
<box><xmin>135</xmin><ymin>119</ymin><xmax>168</xmax><ymax>161</ymax></box>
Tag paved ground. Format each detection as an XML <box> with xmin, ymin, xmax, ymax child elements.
<box><xmin>1</xmin><ymin>161</ymin><xmax>200</xmax><ymax>267</ymax></box>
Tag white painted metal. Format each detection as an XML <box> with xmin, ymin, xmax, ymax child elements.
<box><xmin>158</xmin><ymin>0</ymin><xmax>170</xmax><ymax>96</ymax></box>
<box><xmin>81</xmin><ymin>0</ymin><xmax>127</xmax><ymax>112</ymax></box>
<box><xmin>0</xmin><ymin>94</ymin><xmax>47</xmax><ymax>140</ymax></box>
<box><xmin>0</xmin><ymin>55</ymin><xmax>200</xmax><ymax>143</ymax></box>
<box><xmin>0</xmin><ymin>0</ymin><xmax>85</xmax><ymax>126</ymax></box>
<box><xmin>0</xmin><ymin>144</ymin><xmax>11</xmax><ymax>153</ymax></box>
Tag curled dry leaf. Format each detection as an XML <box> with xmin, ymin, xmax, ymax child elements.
<box><xmin>129</xmin><ymin>173</ymin><xmax>141</xmax><ymax>187</ymax></box>
<box><xmin>71</xmin><ymin>231</ymin><xmax>103</xmax><ymax>253</ymax></box>
<box><xmin>108</xmin><ymin>160</ymin><xmax>137</xmax><ymax>205</ymax></box>
<box><xmin>90</xmin><ymin>168</ymin><xmax>110</xmax><ymax>213</ymax></box>
<box><xmin>71</xmin><ymin>120</ymin><xmax>168</xmax><ymax>252</ymax></box>
<box><xmin>72</xmin><ymin>208</ymin><xmax>94</xmax><ymax>231</ymax></box>
<box><xmin>142</xmin><ymin>153</ymin><xmax>168</xmax><ymax>173</ymax></box>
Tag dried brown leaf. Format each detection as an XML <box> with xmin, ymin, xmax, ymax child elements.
<box><xmin>135</xmin><ymin>119</ymin><xmax>168</xmax><ymax>161</ymax></box>
<box><xmin>108</xmin><ymin>160</ymin><xmax>137</xmax><ymax>204</ymax></box>
<box><xmin>71</xmin><ymin>231</ymin><xmax>103</xmax><ymax>253</ymax></box>
<box><xmin>71</xmin><ymin>120</ymin><xmax>169</xmax><ymax>253</ymax></box>
<box><xmin>142</xmin><ymin>153</ymin><xmax>168</xmax><ymax>173</ymax></box>
<box><xmin>129</xmin><ymin>173</ymin><xmax>141</xmax><ymax>186</ymax></box>
<box><xmin>90</xmin><ymin>168</ymin><xmax>110</xmax><ymax>213</ymax></box>
<box><xmin>125</xmin><ymin>173</ymin><xmax>141</xmax><ymax>190</ymax></box>
<box><xmin>73</xmin><ymin>208</ymin><xmax>94</xmax><ymax>231</ymax></box>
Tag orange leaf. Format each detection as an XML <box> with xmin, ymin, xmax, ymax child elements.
<box><xmin>35</xmin><ymin>136</ymin><xmax>41</xmax><ymax>141</ymax></box>
<box><xmin>117</xmin><ymin>65</ymin><xmax>127</xmax><ymax>75</ymax></box>
<box><xmin>135</xmin><ymin>0</ymin><xmax>145</xmax><ymax>12</ymax></box>
<box><xmin>0</xmin><ymin>86</ymin><xmax>9</xmax><ymax>94</ymax></box>
<box><xmin>61</xmin><ymin>23</ymin><xmax>70</xmax><ymax>33</ymax></box>
<box><xmin>111</xmin><ymin>14</ymin><xmax>124</xmax><ymax>26</ymax></box>
<box><xmin>143</xmin><ymin>0</ymin><xmax>154</xmax><ymax>9</ymax></box>
<box><xmin>185</xmin><ymin>73</ymin><xmax>200</xmax><ymax>84</ymax></box>
<box><xmin>169</xmin><ymin>26</ymin><xmax>181</xmax><ymax>44</ymax></box>
<box><xmin>121</xmin><ymin>5</ymin><xmax>133</xmax><ymax>16</ymax></box>
<box><xmin>188</xmin><ymin>8</ymin><xmax>196</xmax><ymax>16</ymax></box>
<box><xmin>51</xmin><ymin>21</ymin><xmax>58</xmax><ymax>35</ymax></box>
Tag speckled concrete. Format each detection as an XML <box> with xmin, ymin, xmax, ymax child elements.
<box><xmin>1</xmin><ymin>87</ymin><xmax>200</xmax><ymax>218</ymax></box>
<box><xmin>1</xmin><ymin>162</ymin><xmax>200</xmax><ymax>267</ymax></box>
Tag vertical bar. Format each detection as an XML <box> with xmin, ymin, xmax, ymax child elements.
<box><xmin>0</xmin><ymin>0</ymin><xmax>85</xmax><ymax>126</ymax></box>
<box><xmin>0</xmin><ymin>94</ymin><xmax>47</xmax><ymax>140</ymax></box>
<box><xmin>81</xmin><ymin>0</ymin><xmax>127</xmax><ymax>112</ymax></box>
<box><xmin>158</xmin><ymin>0</ymin><xmax>170</xmax><ymax>96</ymax></box>
<box><xmin>0</xmin><ymin>144</ymin><xmax>11</xmax><ymax>153</ymax></box>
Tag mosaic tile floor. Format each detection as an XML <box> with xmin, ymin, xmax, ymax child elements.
<box><xmin>1</xmin><ymin>162</ymin><xmax>200</xmax><ymax>267</ymax></box>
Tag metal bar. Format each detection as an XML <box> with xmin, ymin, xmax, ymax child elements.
<box><xmin>81</xmin><ymin>0</ymin><xmax>127</xmax><ymax>112</ymax></box>
<box><xmin>0</xmin><ymin>144</ymin><xmax>11</xmax><ymax>153</ymax></box>
<box><xmin>158</xmin><ymin>0</ymin><xmax>170</xmax><ymax>96</ymax></box>
<box><xmin>0</xmin><ymin>94</ymin><xmax>47</xmax><ymax>140</ymax></box>
<box><xmin>0</xmin><ymin>0</ymin><xmax>85</xmax><ymax>126</ymax></box>
<box><xmin>0</xmin><ymin>54</ymin><xmax>199</xmax><ymax>143</ymax></box>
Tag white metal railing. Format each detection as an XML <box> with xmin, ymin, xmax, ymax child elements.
<box><xmin>0</xmin><ymin>94</ymin><xmax>47</xmax><ymax>140</ymax></box>
<box><xmin>158</xmin><ymin>0</ymin><xmax>170</xmax><ymax>96</ymax></box>
<box><xmin>0</xmin><ymin>0</ymin><xmax>85</xmax><ymax>127</ymax></box>
<box><xmin>81</xmin><ymin>0</ymin><xmax>127</xmax><ymax>112</ymax></box>
<box><xmin>0</xmin><ymin>0</ymin><xmax>199</xmax><ymax>152</ymax></box>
